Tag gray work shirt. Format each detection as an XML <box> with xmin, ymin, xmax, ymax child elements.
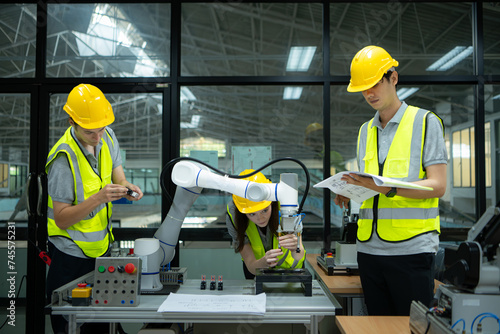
<box><xmin>226</xmin><ymin>201</ymin><xmax>273</xmax><ymax>252</ymax></box>
<box><xmin>47</xmin><ymin>126</ymin><xmax>122</xmax><ymax>258</ymax></box>
<box><xmin>356</xmin><ymin>102</ymin><xmax>448</xmax><ymax>256</ymax></box>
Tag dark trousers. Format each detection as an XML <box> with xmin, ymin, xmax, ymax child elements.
<box><xmin>46</xmin><ymin>242</ymin><xmax>109</xmax><ymax>334</ymax></box>
<box><xmin>357</xmin><ymin>252</ymin><xmax>435</xmax><ymax>316</ymax></box>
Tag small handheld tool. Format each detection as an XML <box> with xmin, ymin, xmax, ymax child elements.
<box><xmin>126</xmin><ymin>188</ymin><xmax>139</xmax><ymax>198</ymax></box>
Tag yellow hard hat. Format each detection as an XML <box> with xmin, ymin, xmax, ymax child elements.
<box><xmin>305</xmin><ymin>122</ymin><xmax>323</xmax><ymax>137</ymax></box>
<box><xmin>233</xmin><ymin>169</ymin><xmax>272</xmax><ymax>214</ymax></box>
<box><xmin>64</xmin><ymin>84</ymin><xmax>115</xmax><ymax>129</ymax></box>
<box><xmin>347</xmin><ymin>45</ymin><xmax>399</xmax><ymax>93</ymax></box>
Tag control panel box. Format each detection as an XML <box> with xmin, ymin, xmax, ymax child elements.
<box><xmin>92</xmin><ymin>257</ymin><xmax>141</xmax><ymax>307</ymax></box>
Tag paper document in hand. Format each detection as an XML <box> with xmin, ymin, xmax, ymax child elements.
<box><xmin>314</xmin><ymin>171</ymin><xmax>433</xmax><ymax>204</ymax></box>
<box><xmin>157</xmin><ymin>292</ymin><xmax>266</xmax><ymax>315</ymax></box>
<box><xmin>364</xmin><ymin>173</ymin><xmax>433</xmax><ymax>191</ymax></box>
<box><xmin>351</xmin><ymin>172</ymin><xmax>433</xmax><ymax>191</ymax></box>
<box><xmin>314</xmin><ymin>173</ymin><xmax>377</xmax><ymax>204</ymax></box>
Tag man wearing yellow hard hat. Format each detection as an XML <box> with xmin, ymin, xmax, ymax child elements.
<box><xmin>45</xmin><ymin>84</ymin><xmax>143</xmax><ymax>333</ymax></box>
<box><xmin>334</xmin><ymin>46</ymin><xmax>448</xmax><ymax>316</ymax></box>
<box><xmin>226</xmin><ymin>170</ymin><xmax>305</xmax><ymax>279</ymax></box>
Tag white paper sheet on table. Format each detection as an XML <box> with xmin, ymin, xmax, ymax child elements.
<box><xmin>157</xmin><ymin>292</ymin><xmax>266</xmax><ymax>315</ymax></box>
<box><xmin>314</xmin><ymin>171</ymin><xmax>433</xmax><ymax>204</ymax></box>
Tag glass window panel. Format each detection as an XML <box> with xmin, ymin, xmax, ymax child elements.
<box><xmin>180</xmin><ymin>137</ymin><xmax>226</xmax><ymax>158</ymax></box>
<box><xmin>332</xmin><ymin>84</ymin><xmax>475</xmax><ymax>230</ymax></box>
<box><xmin>49</xmin><ymin>90</ymin><xmax>162</xmax><ymax>228</ymax></box>
<box><xmin>461</xmin><ymin>128</ymin><xmax>471</xmax><ymax>187</ymax></box>
<box><xmin>177</xmin><ymin>85</ymin><xmax>323</xmax><ymax>230</ymax></box>
<box><xmin>485</xmin><ymin>85</ymin><xmax>500</xmax><ymax>207</ymax></box>
<box><xmin>330</xmin><ymin>2</ymin><xmax>473</xmax><ymax>75</ymax></box>
<box><xmin>484</xmin><ymin>3</ymin><xmax>500</xmax><ymax>75</ymax></box>
<box><xmin>0</xmin><ymin>94</ymin><xmax>30</xmax><ymax>221</ymax></box>
<box><xmin>0</xmin><ymin>4</ymin><xmax>37</xmax><ymax>78</ymax></box>
<box><xmin>47</xmin><ymin>3</ymin><xmax>170</xmax><ymax>78</ymax></box>
<box><xmin>452</xmin><ymin>131</ymin><xmax>461</xmax><ymax>187</ymax></box>
<box><xmin>0</xmin><ymin>164</ymin><xmax>8</xmax><ymax>190</ymax></box>
<box><xmin>470</xmin><ymin>127</ymin><xmax>475</xmax><ymax>188</ymax></box>
<box><xmin>330</xmin><ymin>86</ymin><xmax>366</xmax><ymax>232</ymax></box>
<box><xmin>124</xmin><ymin>168</ymin><xmax>159</xmax><ymax>194</ymax></box>
<box><xmin>181</xmin><ymin>3</ymin><xmax>323</xmax><ymax>76</ymax></box>
<box><xmin>484</xmin><ymin>123</ymin><xmax>490</xmax><ymax>188</ymax></box>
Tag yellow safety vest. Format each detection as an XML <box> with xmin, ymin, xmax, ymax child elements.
<box><xmin>46</xmin><ymin>127</ymin><xmax>114</xmax><ymax>257</ymax></box>
<box><xmin>227</xmin><ymin>205</ymin><xmax>305</xmax><ymax>269</ymax></box>
<box><xmin>357</xmin><ymin>105</ymin><xmax>441</xmax><ymax>242</ymax></box>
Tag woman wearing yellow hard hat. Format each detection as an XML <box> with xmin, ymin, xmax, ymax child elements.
<box><xmin>226</xmin><ymin>170</ymin><xmax>305</xmax><ymax>279</ymax></box>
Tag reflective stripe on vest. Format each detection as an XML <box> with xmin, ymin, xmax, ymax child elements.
<box><xmin>46</xmin><ymin>127</ymin><xmax>114</xmax><ymax>257</ymax></box>
<box><xmin>226</xmin><ymin>204</ymin><xmax>305</xmax><ymax>269</ymax></box>
<box><xmin>357</xmin><ymin>105</ymin><xmax>441</xmax><ymax>242</ymax></box>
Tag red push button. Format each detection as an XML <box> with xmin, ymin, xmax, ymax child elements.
<box><xmin>125</xmin><ymin>263</ymin><xmax>136</xmax><ymax>274</ymax></box>
<box><xmin>108</xmin><ymin>266</ymin><xmax>115</xmax><ymax>273</ymax></box>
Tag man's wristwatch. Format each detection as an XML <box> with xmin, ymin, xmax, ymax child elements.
<box><xmin>385</xmin><ymin>187</ymin><xmax>398</xmax><ymax>198</ymax></box>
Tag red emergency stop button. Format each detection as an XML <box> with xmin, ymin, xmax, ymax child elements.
<box><xmin>77</xmin><ymin>283</ymin><xmax>87</xmax><ymax>288</ymax></box>
<box><xmin>125</xmin><ymin>263</ymin><xmax>136</xmax><ymax>274</ymax></box>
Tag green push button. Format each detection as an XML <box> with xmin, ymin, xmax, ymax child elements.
<box><xmin>98</xmin><ymin>265</ymin><xmax>106</xmax><ymax>273</ymax></box>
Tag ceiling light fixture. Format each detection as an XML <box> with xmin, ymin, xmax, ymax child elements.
<box><xmin>426</xmin><ymin>46</ymin><xmax>473</xmax><ymax>71</ymax></box>
<box><xmin>286</xmin><ymin>46</ymin><xmax>316</xmax><ymax>72</ymax></box>
<box><xmin>283</xmin><ymin>87</ymin><xmax>303</xmax><ymax>100</ymax></box>
<box><xmin>397</xmin><ymin>87</ymin><xmax>420</xmax><ymax>100</ymax></box>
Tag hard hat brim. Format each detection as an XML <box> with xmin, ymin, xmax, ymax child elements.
<box><xmin>347</xmin><ymin>81</ymin><xmax>377</xmax><ymax>93</ymax></box>
<box><xmin>235</xmin><ymin>199</ymin><xmax>272</xmax><ymax>214</ymax></box>
<box><xmin>65</xmin><ymin>104</ymin><xmax>115</xmax><ymax>129</ymax></box>
<box><xmin>77</xmin><ymin>115</ymin><xmax>115</xmax><ymax>129</ymax></box>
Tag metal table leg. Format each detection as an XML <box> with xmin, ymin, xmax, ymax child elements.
<box><xmin>67</xmin><ymin>314</ymin><xmax>77</xmax><ymax>334</ymax></box>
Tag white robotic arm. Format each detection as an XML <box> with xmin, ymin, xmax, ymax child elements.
<box><xmin>154</xmin><ymin>160</ymin><xmax>301</xmax><ymax>265</ymax></box>
<box><xmin>171</xmin><ymin>160</ymin><xmax>298</xmax><ymax>207</ymax></box>
<box><xmin>153</xmin><ymin>184</ymin><xmax>202</xmax><ymax>266</ymax></box>
<box><xmin>136</xmin><ymin>159</ymin><xmax>305</xmax><ymax>292</ymax></box>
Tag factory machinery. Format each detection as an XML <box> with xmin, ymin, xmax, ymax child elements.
<box><xmin>410</xmin><ymin>202</ymin><xmax>500</xmax><ymax>334</ymax></box>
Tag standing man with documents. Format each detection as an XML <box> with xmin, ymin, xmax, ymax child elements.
<box><xmin>334</xmin><ymin>45</ymin><xmax>448</xmax><ymax>316</ymax></box>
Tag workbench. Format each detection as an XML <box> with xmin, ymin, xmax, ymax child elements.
<box><xmin>51</xmin><ymin>278</ymin><xmax>341</xmax><ymax>334</ymax></box>
<box><xmin>305</xmin><ymin>253</ymin><xmax>364</xmax><ymax>315</ymax></box>
<box><xmin>335</xmin><ymin>316</ymin><xmax>411</xmax><ymax>334</ymax></box>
